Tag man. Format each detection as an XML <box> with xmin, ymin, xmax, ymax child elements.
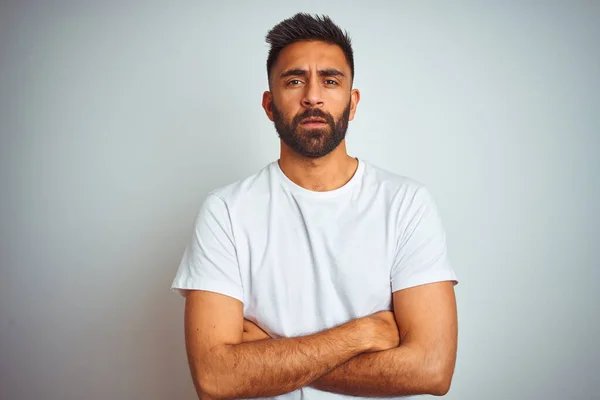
<box><xmin>171</xmin><ymin>12</ymin><xmax>458</xmax><ymax>400</ymax></box>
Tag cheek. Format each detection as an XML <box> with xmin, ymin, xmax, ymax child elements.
<box><xmin>276</xmin><ymin>103</ymin><xmax>301</xmax><ymax>121</ymax></box>
<box><xmin>273</xmin><ymin>106</ymin><xmax>296</xmax><ymax>125</ymax></box>
<box><xmin>277</xmin><ymin>96</ymin><xmax>300</xmax><ymax>114</ymax></box>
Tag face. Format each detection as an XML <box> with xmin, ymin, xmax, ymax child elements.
<box><xmin>263</xmin><ymin>40</ymin><xmax>360</xmax><ymax>158</ymax></box>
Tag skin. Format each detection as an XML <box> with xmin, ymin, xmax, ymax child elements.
<box><xmin>184</xmin><ymin>291</ymin><xmax>399</xmax><ymax>399</ymax></box>
<box><xmin>243</xmin><ymin>282</ymin><xmax>458</xmax><ymax>397</ymax></box>
<box><xmin>184</xmin><ymin>39</ymin><xmax>458</xmax><ymax>399</ymax></box>
<box><xmin>262</xmin><ymin>40</ymin><xmax>361</xmax><ymax>192</ymax></box>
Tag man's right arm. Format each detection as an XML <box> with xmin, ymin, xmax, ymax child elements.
<box><xmin>184</xmin><ymin>290</ymin><xmax>398</xmax><ymax>400</ymax></box>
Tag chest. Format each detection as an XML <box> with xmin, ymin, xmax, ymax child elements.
<box><xmin>233</xmin><ymin>194</ymin><xmax>398</xmax><ymax>337</ymax></box>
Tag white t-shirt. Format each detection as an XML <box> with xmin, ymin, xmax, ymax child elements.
<box><xmin>171</xmin><ymin>158</ymin><xmax>458</xmax><ymax>400</ymax></box>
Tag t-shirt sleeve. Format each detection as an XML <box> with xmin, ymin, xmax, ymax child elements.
<box><xmin>170</xmin><ymin>193</ymin><xmax>244</xmax><ymax>302</ymax></box>
<box><xmin>391</xmin><ymin>185</ymin><xmax>458</xmax><ymax>293</ymax></box>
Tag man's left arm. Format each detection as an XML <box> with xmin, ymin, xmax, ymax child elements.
<box><xmin>310</xmin><ymin>280</ymin><xmax>458</xmax><ymax>397</ymax></box>
<box><xmin>243</xmin><ymin>281</ymin><xmax>458</xmax><ymax>397</ymax></box>
<box><xmin>308</xmin><ymin>185</ymin><xmax>459</xmax><ymax>396</ymax></box>
<box><xmin>243</xmin><ymin>185</ymin><xmax>459</xmax><ymax>396</ymax></box>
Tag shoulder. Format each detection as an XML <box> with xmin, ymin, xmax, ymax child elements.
<box><xmin>203</xmin><ymin>161</ymin><xmax>277</xmax><ymax>210</ymax></box>
<box><xmin>360</xmin><ymin>160</ymin><xmax>442</xmax><ymax>220</ymax></box>
<box><xmin>361</xmin><ymin>159</ymin><xmax>428</xmax><ymax>197</ymax></box>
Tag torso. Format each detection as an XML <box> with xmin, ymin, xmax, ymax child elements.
<box><xmin>221</xmin><ymin>160</ymin><xmax>411</xmax><ymax>338</ymax></box>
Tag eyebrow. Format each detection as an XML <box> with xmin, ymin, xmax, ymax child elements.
<box><xmin>279</xmin><ymin>68</ymin><xmax>346</xmax><ymax>79</ymax></box>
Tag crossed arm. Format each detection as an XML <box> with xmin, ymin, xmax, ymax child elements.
<box><xmin>309</xmin><ymin>280</ymin><xmax>457</xmax><ymax>396</ymax></box>
<box><xmin>183</xmin><ymin>280</ymin><xmax>457</xmax><ymax>399</ymax></box>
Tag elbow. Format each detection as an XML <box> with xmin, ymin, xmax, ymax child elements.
<box><xmin>427</xmin><ymin>365</ymin><xmax>454</xmax><ymax>396</ymax></box>
<box><xmin>429</xmin><ymin>374</ymin><xmax>452</xmax><ymax>396</ymax></box>
<box><xmin>191</xmin><ymin>347</ymin><xmax>237</xmax><ymax>400</ymax></box>
<box><xmin>196</xmin><ymin>373</ymin><xmax>234</xmax><ymax>400</ymax></box>
<box><xmin>196</xmin><ymin>376</ymin><xmax>218</xmax><ymax>400</ymax></box>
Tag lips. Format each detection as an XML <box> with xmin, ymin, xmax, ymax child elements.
<box><xmin>301</xmin><ymin>118</ymin><xmax>327</xmax><ymax>124</ymax></box>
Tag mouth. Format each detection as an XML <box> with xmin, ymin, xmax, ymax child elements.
<box><xmin>300</xmin><ymin>118</ymin><xmax>327</xmax><ymax>126</ymax></box>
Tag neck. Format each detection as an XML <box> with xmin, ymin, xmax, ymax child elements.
<box><xmin>278</xmin><ymin>141</ymin><xmax>359</xmax><ymax>192</ymax></box>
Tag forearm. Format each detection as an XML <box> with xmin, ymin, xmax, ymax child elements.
<box><xmin>196</xmin><ymin>320</ymin><xmax>370</xmax><ymax>400</ymax></box>
<box><xmin>311</xmin><ymin>344</ymin><xmax>449</xmax><ymax>397</ymax></box>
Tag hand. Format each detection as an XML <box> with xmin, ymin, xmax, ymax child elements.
<box><xmin>242</xmin><ymin>319</ymin><xmax>271</xmax><ymax>343</ymax></box>
<box><xmin>362</xmin><ymin>311</ymin><xmax>400</xmax><ymax>352</ymax></box>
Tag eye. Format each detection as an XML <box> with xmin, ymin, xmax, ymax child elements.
<box><xmin>287</xmin><ymin>79</ymin><xmax>303</xmax><ymax>86</ymax></box>
<box><xmin>325</xmin><ymin>79</ymin><xmax>338</xmax><ymax>85</ymax></box>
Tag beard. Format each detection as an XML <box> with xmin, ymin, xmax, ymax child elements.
<box><xmin>272</xmin><ymin>101</ymin><xmax>351</xmax><ymax>159</ymax></box>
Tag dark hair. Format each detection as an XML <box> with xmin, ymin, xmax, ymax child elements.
<box><xmin>265</xmin><ymin>13</ymin><xmax>354</xmax><ymax>85</ymax></box>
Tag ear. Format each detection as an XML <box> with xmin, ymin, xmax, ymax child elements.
<box><xmin>348</xmin><ymin>89</ymin><xmax>361</xmax><ymax>122</ymax></box>
<box><xmin>262</xmin><ymin>91</ymin><xmax>275</xmax><ymax>121</ymax></box>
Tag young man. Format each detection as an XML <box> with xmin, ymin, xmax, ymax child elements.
<box><xmin>172</xmin><ymin>13</ymin><xmax>459</xmax><ymax>400</ymax></box>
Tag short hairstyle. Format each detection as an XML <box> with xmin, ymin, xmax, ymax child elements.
<box><xmin>265</xmin><ymin>13</ymin><xmax>354</xmax><ymax>85</ymax></box>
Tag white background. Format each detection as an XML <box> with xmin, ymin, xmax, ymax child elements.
<box><xmin>1</xmin><ymin>1</ymin><xmax>598</xmax><ymax>399</ymax></box>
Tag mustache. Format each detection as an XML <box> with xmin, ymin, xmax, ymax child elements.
<box><xmin>292</xmin><ymin>108</ymin><xmax>335</xmax><ymax>126</ymax></box>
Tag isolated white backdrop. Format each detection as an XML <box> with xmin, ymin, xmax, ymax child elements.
<box><xmin>1</xmin><ymin>1</ymin><xmax>598</xmax><ymax>399</ymax></box>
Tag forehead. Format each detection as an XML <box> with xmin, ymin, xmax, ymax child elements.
<box><xmin>274</xmin><ymin>40</ymin><xmax>350</xmax><ymax>75</ymax></box>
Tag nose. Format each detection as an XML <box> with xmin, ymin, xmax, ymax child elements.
<box><xmin>301</xmin><ymin>80</ymin><xmax>324</xmax><ymax>107</ymax></box>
